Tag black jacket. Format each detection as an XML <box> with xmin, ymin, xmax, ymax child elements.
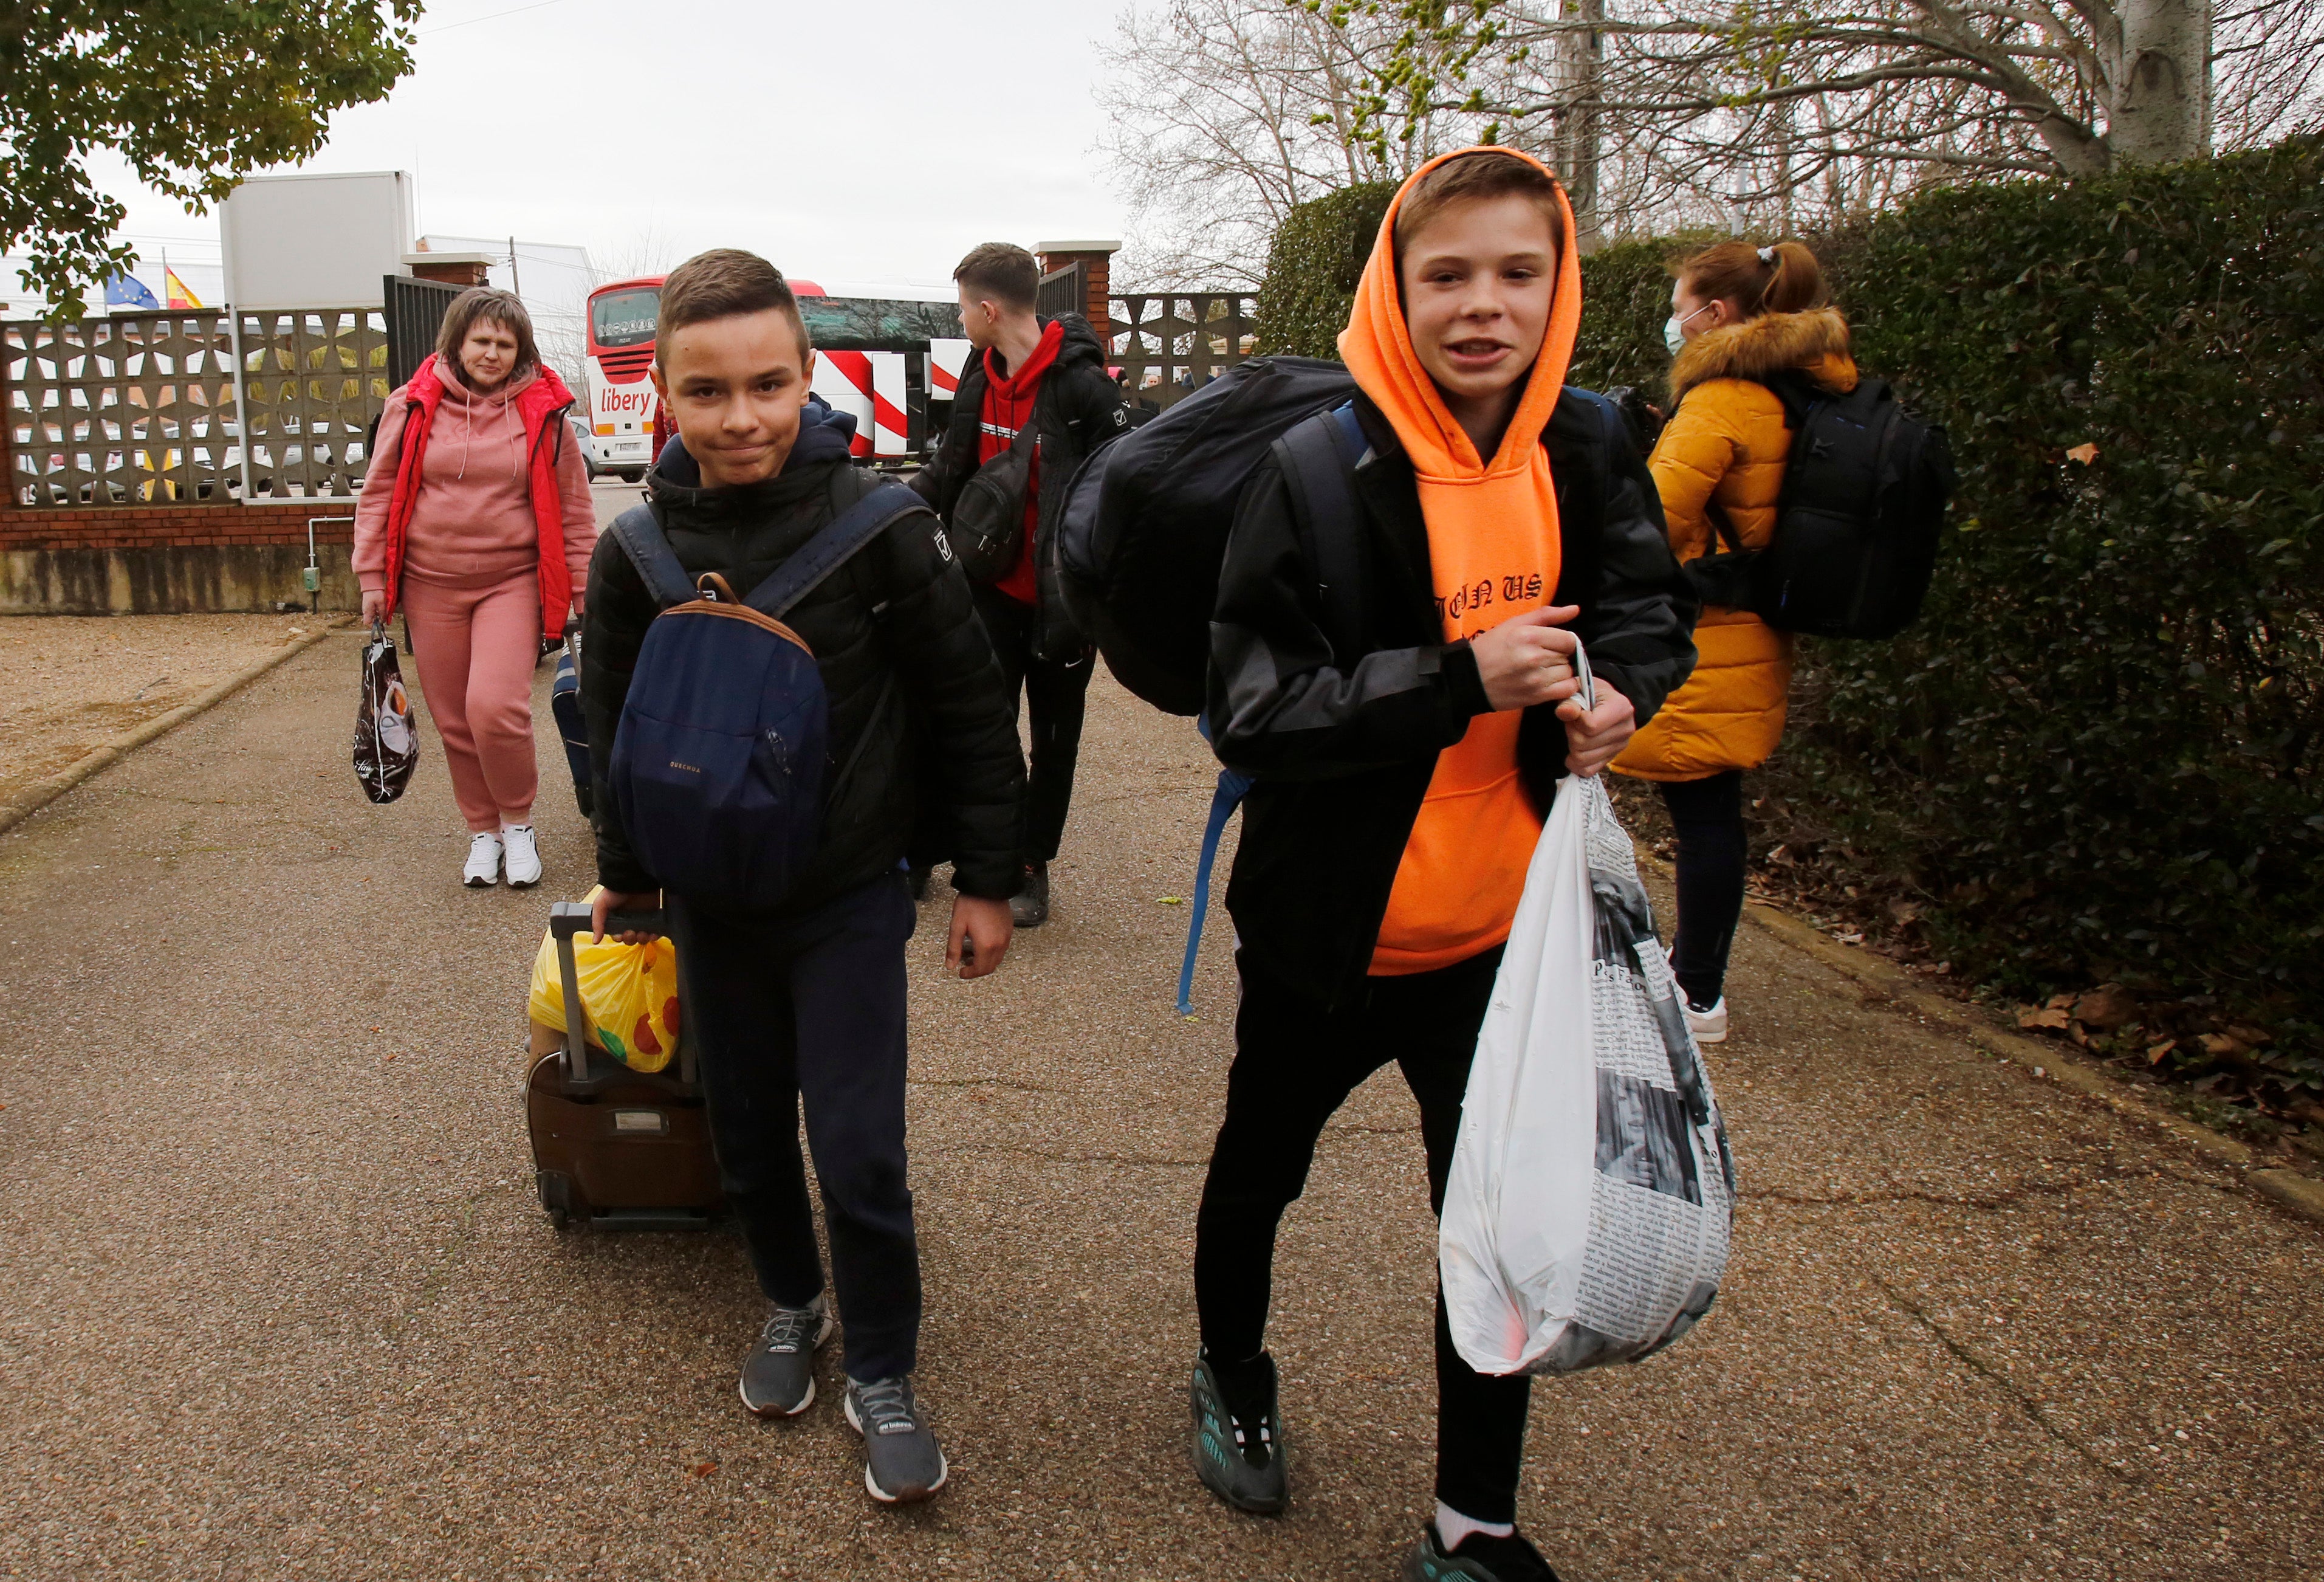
<box><xmin>583</xmin><ymin>400</ymin><xmax>1025</xmax><ymax>909</ymax></box>
<box><xmin>912</xmin><ymin>312</ymin><xmax>1132</xmax><ymax>657</ymax></box>
<box><xmin>1205</xmin><ymin>387</ymin><xmax>1700</xmax><ymax>1009</ymax></box>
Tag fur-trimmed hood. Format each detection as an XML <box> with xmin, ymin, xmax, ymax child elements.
<box><xmin>1668</xmin><ymin>306</ymin><xmax>1857</xmax><ymax>404</ymax></box>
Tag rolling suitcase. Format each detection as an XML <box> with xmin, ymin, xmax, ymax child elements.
<box><xmin>549</xmin><ymin>617</ymin><xmax>594</xmax><ymax>817</ymax></box>
<box><xmin>526</xmin><ymin>899</ymin><xmax>723</xmax><ymax>1231</ymax></box>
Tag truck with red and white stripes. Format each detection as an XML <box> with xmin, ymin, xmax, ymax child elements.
<box><xmin>585</xmin><ymin>275</ymin><xmax>970</xmax><ymax>474</ymax></box>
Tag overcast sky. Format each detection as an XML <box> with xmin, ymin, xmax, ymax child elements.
<box><xmin>87</xmin><ymin>0</ymin><xmax>1143</xmax><ymax>301</ymax></box>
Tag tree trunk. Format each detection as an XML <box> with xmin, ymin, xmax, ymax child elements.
<box><xmin>1555</xmin><ymin>0</ymin><xmax>1605</xmax><ymax>252</ymax></box>
<box><xmin>2112</xmin><ymin>0</ymin><xmax>2213</xmax><ymax>165</ymax></box>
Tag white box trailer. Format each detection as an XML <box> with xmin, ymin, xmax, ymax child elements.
<box><xmin>221</xmin><ymin>171</ymin><xmax>416</xmax><ymax>310</ymax></box>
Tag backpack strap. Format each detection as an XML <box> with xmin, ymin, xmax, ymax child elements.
<box><xmin>1273</xmin><ymin>402</ymin><xmax>1370</xmax><ymax>662</ymax></box>
<box><xmin>606</xmin><ymin>504</ymin><xmax>699</xmax><ymax>610</ymax></box>
<box><xmin>743</xmin><ymin>480</ymin><xmax>930</xmax><ymax>621</ymax></box>
<box><xmin>1177</xmin><ymin>762</ymin><xmax>1253</xmax><ymax>1017</ymax></box>
<box><xmin>1704</xmin><ymin>497</ymin><xmax>1747</xmax><ymax>555</ymax></box>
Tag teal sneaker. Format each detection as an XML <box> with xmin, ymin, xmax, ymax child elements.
<box><xmin>1402</xmin><ymin>1526</ymin><xmax>1561</xmax><ymax>1581</ymax></box>
<box><xmin>1189</xmin><ymin>1349</ymin><xmax>1287</xmax><ymax>1515</ymax></box>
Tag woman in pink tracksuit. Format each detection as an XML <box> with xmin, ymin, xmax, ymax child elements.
<box><xmin>353</xmin><ymin>287</ymin><xmax>597</xmax><ymax>889</ymax></box>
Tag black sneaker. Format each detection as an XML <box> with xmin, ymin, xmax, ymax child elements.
<box><xmin>1010</xmin><ymin>861</ymin><xmax>1051</xmax><ymax>928</ymax></box>
<box><xmin>1189</xmin><ymin>1349</ymin><xmax>1287</xmax><ymax>1514</ymax></box>
<box><xmin>738</xmin><ymin>1298</ymin><xmax>832</xmax><ymax>1418</ymax></box>
<box><xmin>1401</xmin><ymin>1525</ymin><xmax>1563</xmax><ymax>1582</ymax></box>
<box><xmin>844</xmin><ymin>1375</ymin><xmax>948</xmax><ymax>1503</ymax></box>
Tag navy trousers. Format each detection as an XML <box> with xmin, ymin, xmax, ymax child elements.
<box><xmin>668</xmin><ymin>872</ymin><xmax>922</xmax><ymax>1382</ymax></box>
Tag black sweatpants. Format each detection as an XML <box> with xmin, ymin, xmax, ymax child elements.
<box><xmin>972</xmin><ymin>583</ymin><xmax>1092</xmax><ymax>864</ymax></box>
<box><xmin>1195</xmin><ymin>945</ymin><xmax>1532</xmax><ymax>1524</ymax></box>
<box><xmin>667</xmin><ymin>872</ymin><xmax>921</xmax><ymax>1383</ymax></box>
<box><xmin>1657</xmin><ymin>769</ymin><xmax>1747</xmax><ymax>1009</ymax></box>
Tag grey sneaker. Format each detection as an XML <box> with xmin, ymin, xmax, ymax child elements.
<box><xmin>738</xmin><ymin>1298</ymin><xmax>832</xmax><ymax>1418</ymax></box>
<box><xmin>1010</xmin><ymin>861</ymin><xmax>1051</xmax><ymax>928</ymax></box>
<box><xmin>1190</xmin><ymin>1349</ymin><xmax>1287</xmax><ymax>1514</ymax></box>
<box><xmin>1402</xmin><ymin>1527</ymin><xmax>1561</xmax><ymax>1581</ymax></box>
<box><xmin>843</xmin><ymin>1375</ymin><xmax>948</xmax><ymax>1503</ymax></box>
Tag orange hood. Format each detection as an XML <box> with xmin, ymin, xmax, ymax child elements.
<box><xmin>1337</xmin><ymin>143</ymin><xmax>1582</xmax><ymax>614</ymax></box>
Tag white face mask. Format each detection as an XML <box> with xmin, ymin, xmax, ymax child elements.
<box><xmin>1664</xmin><ymin>301</ymin><xmax>1715</xmax><ymax>356</ymax></box>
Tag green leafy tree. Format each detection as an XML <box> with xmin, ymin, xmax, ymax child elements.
<box><xmin>2</xmin><ymin>0</ymin><xmax>420</xmax><ymax>317</ymax></box>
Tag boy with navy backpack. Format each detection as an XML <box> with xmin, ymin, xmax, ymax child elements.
<box><xmin>580</xmin><ymin>249</ymin><xmax>1023</xmax><ymax>1505</ymax></box>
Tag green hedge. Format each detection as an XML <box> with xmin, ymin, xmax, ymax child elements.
<box><xmin>1255</xmin><ymin>141</ymin><xmax>2324</xmax><ymax>1058</ymax></box>
<box><xmin>1253</xmin><ymin>182</ymin><xmax>1393</xmax><ymax>357</ymax></box>
<box><xmin>1791</xmin><ymin>139</ymin><xmax>2324</xmax><ymax>1055</ymax></box>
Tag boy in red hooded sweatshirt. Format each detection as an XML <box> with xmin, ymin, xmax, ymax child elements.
<box><xmin>1193</xmin><ymin>151</ymin><xmax>1698</xmax><ymax>1580</ymax></box>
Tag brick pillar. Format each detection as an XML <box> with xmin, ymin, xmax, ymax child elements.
<box><xmin>1035</xmin><ymin>240</ymin><xmax>1122</xmax><ymax>332</ymax></box>
<box><xmin>403</xmin><ymin>253</ymin><xmax>495</xmax><ymax>287</ymax></box>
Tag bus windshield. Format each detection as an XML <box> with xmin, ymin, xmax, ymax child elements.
<box><xmin>590</xmin><ymin>286</ymin><xmax>660</xmax><ymax>350</ymax></box>
<box><xmin>800</xmin><ymin>296</ymin><xmax>962</xmax><ymax>348</ymax></box>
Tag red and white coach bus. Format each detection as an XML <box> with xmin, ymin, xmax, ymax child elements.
<box><xmin>584</xmin><ymin>276</ymin><xmax>970</xmax><ymax>474</ymax></box>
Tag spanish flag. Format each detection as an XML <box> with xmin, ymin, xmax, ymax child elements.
<box><xmin>165</xmin><ymin>267</ymin><xmax>203</xmax><ymax>309</ymax></box>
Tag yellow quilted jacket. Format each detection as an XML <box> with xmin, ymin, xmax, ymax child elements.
<box><xmin>1613</xmin><ymin>308</ymin><xmax>1858</xmax><ymax>783</ymax></box>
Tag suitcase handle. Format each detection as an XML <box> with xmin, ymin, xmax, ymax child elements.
<box><xmin>549</xmin><ymin>900</ymin><xmax>663</xmax><ymax>940</ymax></box>
<box><xmin>547</xmin><ymin>900</ymin><xmax>673</xmax><ymax>1084</ymax></box>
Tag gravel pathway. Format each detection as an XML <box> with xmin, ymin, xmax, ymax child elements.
<box><xmin>0</xmin><ymin>614</ymin><xmax>326</xmax><ymax>805</ymax></box>
<box><xmin>0</xmin><ymin>633</ymin><xmax>2316</xmax><ymax>1580</ymax></box>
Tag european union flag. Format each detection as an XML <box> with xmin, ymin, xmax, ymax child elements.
<box><xmin>103</xmin><ymin>272</ymin><xmax>159</xmax><ymax>309</ymax></box>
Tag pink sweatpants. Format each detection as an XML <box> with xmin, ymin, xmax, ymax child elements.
<box><xmin>401</xmin><ymin>573</ymin><xmax>541</xmax><ymax>833</ymax></box>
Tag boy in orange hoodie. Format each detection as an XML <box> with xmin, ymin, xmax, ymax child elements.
<box><xmin>1194</xmin><ymin>150</ymin><xmax>1698</xmax><ymax>1580</ymax></box>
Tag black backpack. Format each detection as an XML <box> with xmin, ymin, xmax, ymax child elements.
<box><xmin>947</xmin><ymin>420</ymin><xmax>1035</xmax><ymax>584</ymax></box>
<box><xmin>1687</xmin><ymin>374</ymin><xmax>1956</xmax><ymax>639</ymax></box>
<box><xmin>1055</xmin><ymin>356</ymin><xmax>1359</xmax><ymax>715</ymax></box>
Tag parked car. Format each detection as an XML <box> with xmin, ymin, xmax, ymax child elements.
<box><xmin>572</xmin><ymin>414</ymin><xmax>647</xmax><ymax>484</ymax></box>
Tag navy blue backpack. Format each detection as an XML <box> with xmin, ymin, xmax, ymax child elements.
<box><xmin>605</xmin><ymin>481</ymin><xmax>926</xmax><ymax>913</ymax></box>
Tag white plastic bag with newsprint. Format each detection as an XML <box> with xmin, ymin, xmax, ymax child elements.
<box><xmin>1440</xmin><ymin>652</ymin><xmax>1736</xmax><ymax>1375</ymax></box>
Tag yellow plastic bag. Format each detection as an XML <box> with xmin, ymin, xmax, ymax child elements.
<box><xmin>527</xmin><ymin>888</ymin><xmax>682</xmax><ymax>1074</ymax></box>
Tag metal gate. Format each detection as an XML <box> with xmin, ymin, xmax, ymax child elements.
<box><xmin>1036</xmin><ymin>261</ymin><xmax>1088</xmax><ymax>321</ymax></box>
<box><xmin>383</xmin><ymin>275</ymin><xmax>463</xmax><ymax>390</ymax></box>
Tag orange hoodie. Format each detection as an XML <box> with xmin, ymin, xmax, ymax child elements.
<box><xmin>1340</xmin><ymin>146</ymin><xmax>1583</xmax><ymax>975</ymax></box>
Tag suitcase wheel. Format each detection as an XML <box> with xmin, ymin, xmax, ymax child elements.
<box><xmin>536</xmin><ymin>1169</ymin><xmax>586</xmax><ymax>1232</ymax></box>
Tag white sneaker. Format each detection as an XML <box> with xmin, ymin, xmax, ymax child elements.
<box><xmin>462</xmin><ymin>831</ymin><xmax>504</xmax><ymax>888</ymax></box>
<box><xmin>1684</xmin><ymin>996</ymin><xmax>1730</xmax><ymax>1045</ymax></box>
<box><xmin>501</xmin><ymin>824</ymin><xmax>542</xmax><ymax>889</ymax></box>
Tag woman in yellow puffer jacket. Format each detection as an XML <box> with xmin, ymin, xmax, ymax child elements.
<box><xmin>1612</xmin><ymin>239</ymin><xmax>1857</xmax><ymax>1044</ymax></box>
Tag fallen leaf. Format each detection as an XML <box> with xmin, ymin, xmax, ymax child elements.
<box><xmin>1156</xmin><ymin>896</ymin><xmax>1185</xmax><ymax>905</ymax></box>
<box><xmin>2198</xmin><ymin>1032</ymin><xmax>2247</xmax><ymax>1058</ymax></box>
<box><xmin>2067</xmin><ymin>1022</ymin><xmax>2091</xmax><ymax>1048</ymax></box>
<box><xmin>690</xmin><ymin>1462</ymin><xmax>716</xmax><ymax>1478</ymax></box>
<box><xmin>2017</xmin><ymin>1005</ymin><xmax>2072</xmax><ymax>1030</ymax></box>
<box><xmin>2147</xmin><ymin>1040</ymin><xmax>2178</xmax><ymax>1064</ymax></box>
<box><xmin>2073</xmin><ymin>983</ymin><xmax>2137</xmax><ymax>1031</ymax></box>
<box><xmin>1834</xmin><ymin>930</ymin><xmax>1865</xmax><ymax>946</ymax></box>
<box><xmin>2045</xmin><ymin>992</ymin><xmax>2078</xmax><ymax>1011</ymax></box>
<box><xmin>1766</xmin><ymin>844</ymin><xmax>1794</xmax><ymax>866</ymax></box>
<box><xmin>1886</xmin><ymin>899</ymin><xmax>1925</xmax><ymax>926</ymax></box>
<box><xmin>2065</xmin><ymin>442</ymin><xmax>2099</xmax><ymax>465</ymax></box>
<box><xmin>2227</xmin><ymin>1023</ymin><xmax>2274</xmax><ymax>1047</ymax></box>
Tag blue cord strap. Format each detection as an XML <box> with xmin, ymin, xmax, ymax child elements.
<box><xmin>1179</xmin><ymin>766</ymin><xmax>1253</xmax><ymax>1016</ymax></box>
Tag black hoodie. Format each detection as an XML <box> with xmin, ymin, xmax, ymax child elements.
<box><xmin>913</xmin><ymin>312</ymin><xmax>1132</xmax><ymax>659</ymax></box>
<box><xmin>581</xmin><ymin>397</ymin><xmax>1026</xmax><ymax>909</ymax></box>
